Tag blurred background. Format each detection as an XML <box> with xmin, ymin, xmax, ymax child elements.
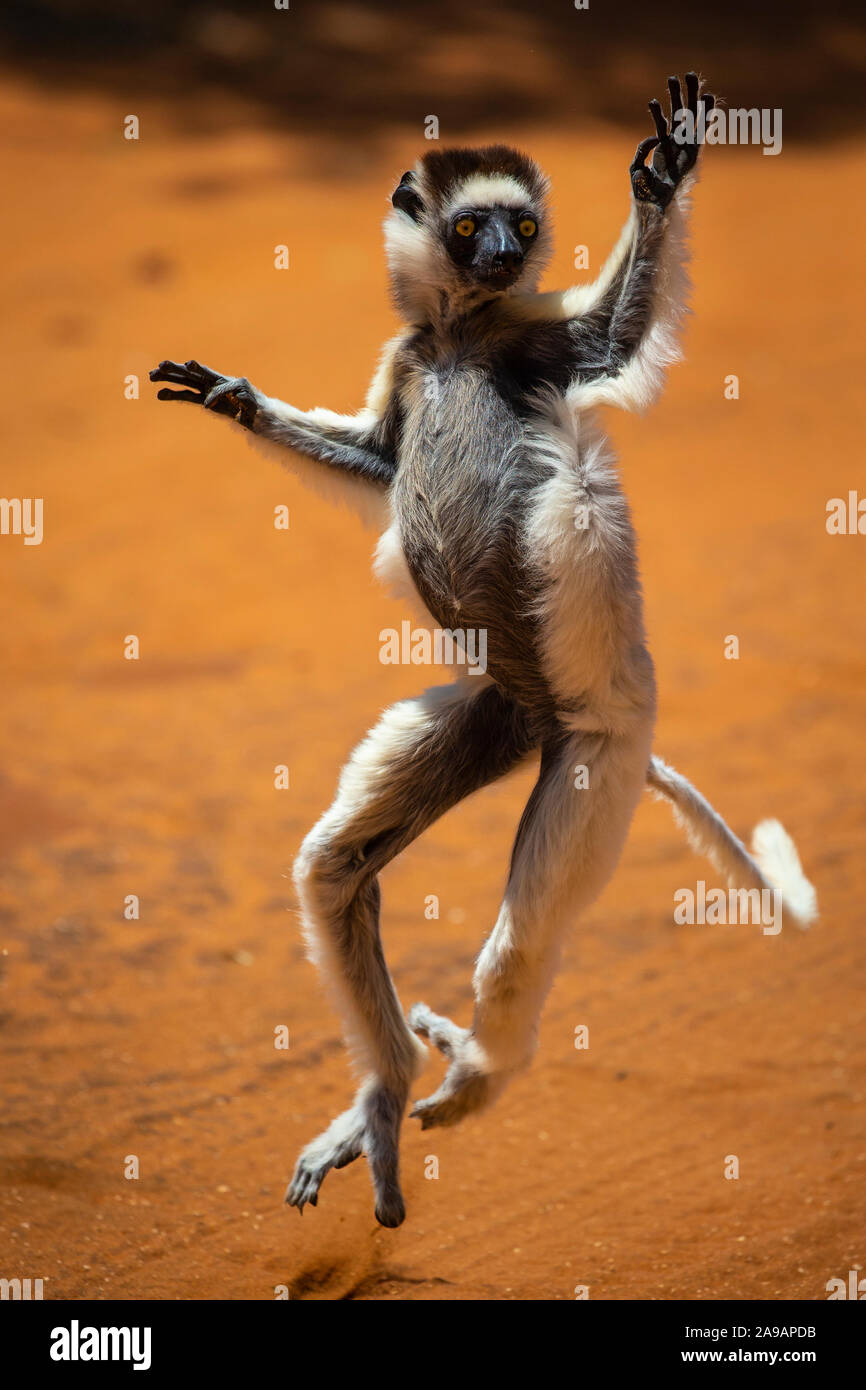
<box><xmin>0</xmin><ymin>1</ymin><xmax>864</xmax><ymax>1301</ymax></box>
<box><xmin>3</xmin><ymin>0</ymin><xmax>865</xmax><ymax>142</ymax></box>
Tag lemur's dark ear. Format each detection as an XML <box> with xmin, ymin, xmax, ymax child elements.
<box><xmin>392</xmin><ymin>171</ymin><xmax>423</xmax><ymax>222</ymax></box>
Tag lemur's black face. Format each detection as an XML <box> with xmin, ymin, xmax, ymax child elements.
<box><xmin>445</xmin><ymin>205</ymin><xmax>539</xmax><ymax>289</ymax></box>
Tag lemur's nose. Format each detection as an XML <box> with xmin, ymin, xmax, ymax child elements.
<box><xmin>493</xmin><ymin>247</ymin><xmax>523</xmax><ymax>270</ymax></box>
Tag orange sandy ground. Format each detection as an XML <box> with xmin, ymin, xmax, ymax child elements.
<box><xmin>1</xmin><ymin>81</ymin><xmax>864</xmax><ymax>1301</ymax></box>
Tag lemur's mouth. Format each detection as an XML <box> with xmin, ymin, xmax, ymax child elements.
<box><xmin>477</xmin><ymin>265</ymin><xmax>521</xmax><ymax>289</ymax></box>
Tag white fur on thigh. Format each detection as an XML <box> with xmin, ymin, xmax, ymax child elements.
<box><xmin>472</xmin><ymin>718</ymin><xmax>654</xmax><ymax>1074</ymax></box>
<box><xmin>294</xmin><ymin>681</ymin><xmax>491</xmax><ymax>1080</ymax></box>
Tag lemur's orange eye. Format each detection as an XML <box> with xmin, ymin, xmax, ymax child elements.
<box><xmin>455</xmin><ymin>217</ymin><xmax>476</xmax><ymax>237</ymax></box>
<box><xmin>519</xmin><ymin>217</ymin><xmax>537</xmax><ymax>238</ymax></box>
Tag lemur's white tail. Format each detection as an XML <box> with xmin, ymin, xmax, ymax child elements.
<box><xmin>647</xmin><ymin>755</ymin><xmax>818</xmax><ymax>930</ymax></box>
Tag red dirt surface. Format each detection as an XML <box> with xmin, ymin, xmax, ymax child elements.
<box><xmin>1</xmin><ymin>80</ymin><xmax>864</xmax><ymax>1300</ymax></box>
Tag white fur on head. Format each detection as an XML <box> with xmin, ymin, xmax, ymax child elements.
<box><xmin>383</xmin><ymin>204</ymin><xmax>452</xmax><ymax>323</ymax></box>
<box><xmin>443</xmin><ymin>173</ymin><xmax>533</xmax><ymax>215</ymax></box>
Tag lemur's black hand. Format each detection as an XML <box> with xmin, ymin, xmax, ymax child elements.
<box><xmin>630</xmin><ymin>72</ymin><xmax>715</xmax><ymax>210</ymax></box>
<box><xmin>149</xmin><ymin>359</ymin><xmax>259</xmax><ymax>429</ymax></box>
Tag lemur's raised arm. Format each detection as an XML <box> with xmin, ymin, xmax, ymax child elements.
<box><xmin>520</xmin><ymin>72</ymin><xmax>714</xmax><ymax>411</ymax></box>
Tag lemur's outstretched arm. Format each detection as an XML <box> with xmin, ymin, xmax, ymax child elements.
<box><xmin>149</xmin><ymin>359</ymin><xmax>398</xmax><ymax>490</ymax></box>
<box><xmin>525</xmin><ymin>73</ymin><xmax>714</xmax><ymax>411</ymax></box>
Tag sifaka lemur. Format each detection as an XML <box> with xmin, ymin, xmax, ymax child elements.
<box><xmin>151</xmin><ymin>74</ymin><xmax>817</xmax><ymax>1228</ymax></box>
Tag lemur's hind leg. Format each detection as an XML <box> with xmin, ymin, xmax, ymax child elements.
<box><xmin>410</xmin><ymin>711</ymin><xmax>654</xmax><ymax>1130</ymax></box>
<box><xmin>287</xmin><ymin>678</ymin><xmax>535</xmax><ymax>1226</ymax></box>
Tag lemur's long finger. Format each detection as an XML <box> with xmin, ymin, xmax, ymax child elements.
<box><xmin>703</xmin><ymin>92</ymin><xmax>716</xmax><ymax>116</ymax></box>
<box><xmin>651</xmin><ymin>94</ymin><xmax>677</xmax><ymax>177</ymax></box>
<box><xmin>648</xmin><ymin>99</ymin><xmax>668</xmax><ymax>141</ymax></box>
<box><xmin>668</xmin><ymin>75</ymin><xmax>684</xmax><ymax>121</ymax></box>
<box><xmin>629</xmin><ymin>135</ymin><xmax>660</xmax><ymax>173</ymax></box>
<box><xmin>156</xmin><ymin>388</ymin><xmax>203</xmax><ymax>404</ymax></box>
<box><xmin>150</xmin><ymin>369</ymin><xmax>197</xmax><ymax>387</ymax></box>
<box><xmin>150</xmin><ymin>363</ymin><xmax>194</xmax><ymax>384</ymax></box>
<box><xmin>685</xmin><ymin>71</ymin><xmax>700</xmax><ymax>118</ymax></box>
<box><xmin>184</xmin><ymin>360</ymin><xmax>222</xmax><ymax>387</ymax></box>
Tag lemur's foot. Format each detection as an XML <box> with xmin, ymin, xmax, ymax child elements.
<box><xmin>630</xmin><ymin>72</ymin><xmax>716</xmax><ymax>210</ymax></box>
<box><xmin>285</xmin><ymin>1106</ymin><xmax>365</xmax><ymax>1213</ymax></box>
<box><xmin>149</xmin><ymin>359</ymin><xmax>259</xmax><ymax>428</ymax></box>
<box><xmin>285</xmin><ymin>1082</ymin><xmax>408</xmax><ymax>1228</ymax></box>
<box><xmin>408</xmin><ymin>1002</ymin><xmax>503</xmax><ymax>1130</ymax></box>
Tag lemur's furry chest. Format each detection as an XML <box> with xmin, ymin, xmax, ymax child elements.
<box><xmin>389</xmin><ymin>362</ymin><xmax>539</xmax><ymax>622</ymax></box>
<box><xmin>370</xmin><ymin>355</ymin><xmax>559</xmax><ymax>709</ymax></box>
